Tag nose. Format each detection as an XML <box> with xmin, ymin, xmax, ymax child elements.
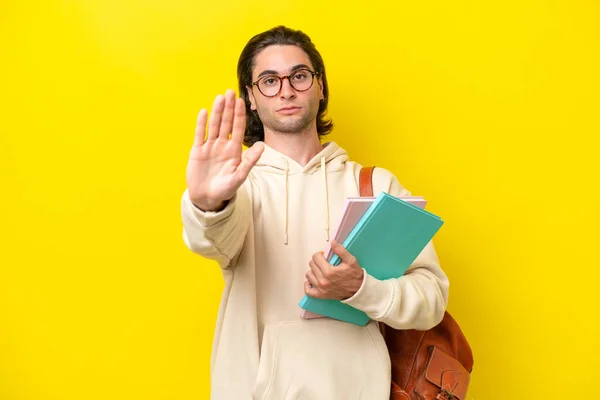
<box><xmin>279</xmin><ymin>77</ymin><xmax>296</xmax><ymax>99</ymax></box>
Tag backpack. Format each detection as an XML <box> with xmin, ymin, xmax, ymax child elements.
<box><xmin>359</xmin><ymin>166</ymin><xmax>474</xmax><ymax>400</ymax></box>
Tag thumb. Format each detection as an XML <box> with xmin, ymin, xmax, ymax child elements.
<box><xmin>236</xmin><ymin>142</ymin><xmax>264</xmax><ymax>180</ymax></box>
<box><xmin>331</xmin><ymin>240</ymin><xmax>354</xmax><ymax>264</ymax></box>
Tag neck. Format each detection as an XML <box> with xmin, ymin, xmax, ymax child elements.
<box><xmin>263</xmin><ymin>126</ymin><xmax>323</xmax><ymax>166</ymax></box>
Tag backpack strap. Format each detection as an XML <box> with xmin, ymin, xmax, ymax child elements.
<box><xmin>359</xmin><ymin>166</ymin><xmax>375</xmax><ymax>197</ymax></box>
<box><xmin>360</xmin><ymin>166</ymin><xmax>389</xmax><ymax>337</ymax></box>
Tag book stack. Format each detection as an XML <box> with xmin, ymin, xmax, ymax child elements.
<box><xmin>298</xmin><ymin>192</ymin><xmax>444</xmax><ymax>326</ymax></box>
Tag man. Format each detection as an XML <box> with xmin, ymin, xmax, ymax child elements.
<box><xmin>181</xmin><ymin>25</ymin><xmax>449</xmax><ymax>400</ymax></box>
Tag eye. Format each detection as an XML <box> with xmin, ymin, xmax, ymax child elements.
<box><xmin>261</xmin><ymin>76</ymin><xmax>279</xmax><ymax>87</ymax></box>
<box><xmin>292</xmin><ymin>71</ymin><xmax>309</xmax><ymax>81</ymax></box>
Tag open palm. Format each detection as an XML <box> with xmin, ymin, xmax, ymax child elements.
<box><xmin>186</xmin><ymin>90</ymin><xmax>264</xmax><ymax>211</ymax></box>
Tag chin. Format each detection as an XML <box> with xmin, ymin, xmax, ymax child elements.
<box><xmin>263</xmin><ymin>116</ymin><xmax>310</xmax><ymax>134</ymax></box>
<box><xmin>275</xmin><ymin>121</ymin><xmax>312</xmax><ymax>134</ymax></box>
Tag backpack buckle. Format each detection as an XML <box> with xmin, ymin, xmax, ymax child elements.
<box><xmin>436</xmin><ymin>389</ymin><xmax>456</xmax><ymax>400</ymax></box>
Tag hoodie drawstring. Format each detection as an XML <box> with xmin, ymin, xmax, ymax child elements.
<box><xmin>321</xmin><ymin>156</ymin><xmax>330</xmax><ymax>242</ymax></box>
<box><xmin>282</xmin><ymin>156</ymin><xmax>330</xmax><ymax>245</ymax></box>
<box><xmin>284</xmin><ymin>159</ymin><xmax>289</xmax><ymax>245</ymax></box>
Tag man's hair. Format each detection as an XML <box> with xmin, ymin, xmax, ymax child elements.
<box><xmin>237</xmin><ymin>25</ymin><xmax>334</xmax><ymax>147</ymax></box>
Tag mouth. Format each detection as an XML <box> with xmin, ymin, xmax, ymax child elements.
<box><xmin>277</xmin><ymin>106</ymin><xmax>302</xmax><ymax>114</ymax></box>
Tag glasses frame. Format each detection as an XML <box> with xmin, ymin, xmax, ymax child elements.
<box><xmin>251</xmin><ymin>68</ymin><xmax>320</xmax><ymax>98</ymax></box>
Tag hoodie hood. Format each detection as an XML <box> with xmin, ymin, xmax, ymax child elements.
<box><xmin>254</xmin><ymin>141</ymin><xmax>349</xmax><ymax>174</ymax></box>
<box><xmin>252</xmin><ymin>141</ymin><xmax>349</xmax><ymax>245</ymax></box>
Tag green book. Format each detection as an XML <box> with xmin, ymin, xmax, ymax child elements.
<box><xmin>298</xmin><ymin>192</ymin><xmax>444</xmax><ymax>326</ymax></box>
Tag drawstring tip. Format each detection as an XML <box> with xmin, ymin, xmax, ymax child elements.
<box><xmin>325</xmin><ymin>230</ymin><xmax>329</xmax><ymax>242</ymax></box>
<box><xmin>284</xmin><ymin>233</ymin><xmax>288</xmax><ymax>245</ymax></box>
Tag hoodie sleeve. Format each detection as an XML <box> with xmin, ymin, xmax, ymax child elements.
<box><xmin>341</xmin><ymin>167</ymin><xmax>450</xmax><ymax>330</ymax></box>
<box><xmin>180</xmin><ymin>185</ymin><xmax>251</xmax><ymax>270</ymax></box>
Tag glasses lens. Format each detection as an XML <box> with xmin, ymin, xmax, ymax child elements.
<box><xmin>289</xmin><ymin>69</ymin><xmax>314</xmax><ymax>91</ymax></box>
<box><xmin>258</xmin><ymin>76</ymin><xmax>281</xmax><ymax>97</ymax></box>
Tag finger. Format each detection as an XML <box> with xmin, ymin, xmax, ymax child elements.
<box><xmin>230</xmin><ymin>97</ymin><xmax>247</xmax><ymax>145</ymax></box>
<box><xmin>219</xmin><ymin>89</ymin><xmax>236</xmax><ymax>139</ymax></box>
<box><xmin>312</xmin><ymin>251</ymin><xmax>331</xmax><ymax>275</ymax></box>
<box><xmin>309</xmin><ymin>259</ymin><xmax>325</xmax><ymax>283</ymax></box>
<box><xmin>331</xmin><ymin>240</ymin><xmax>357</xmax><ymax>266</ymax></box>
<box><xmin>235</xmin><ymin>142</ymin><xmax>264</xmax><ymax>181</ymax></box>
<box><xmin>305</xmin><ymin>269</ymin><xmax>319</xmax><ymax>288</ymax></box>
<box><xmin>304</xmin><ymin>280</ymin><xmax>319</xmax><ymax>298</ymax></box>
<box><xmin>193</xmin><ymin>109</ymin><xmax>207</xmax><ymax>147</ymax></box>
<box><xmin>207</xmin><ymin>94</ymin><xmax>225</xmax><ymax>140</ymax></box>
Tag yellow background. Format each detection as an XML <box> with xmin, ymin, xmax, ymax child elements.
<box><xmin>1</xmin><ymin>1</ymin><xmax>599</xmax><ymax>399</ymax></box>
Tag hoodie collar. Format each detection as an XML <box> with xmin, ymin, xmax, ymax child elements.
<box><xmin>253</xmin><ymin>141</ymin><xmax>348</xmax><ymax>245</ymax></box>
<box><xmin>254</xmin><ymin>141</ymin><xmax>348</xmax><ymax>175</ymax></box>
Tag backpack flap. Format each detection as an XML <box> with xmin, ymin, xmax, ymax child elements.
<box><xmin>423</xmin><ymin>347</ymin><xmax>470</xmax><ymax>400</ymax></box>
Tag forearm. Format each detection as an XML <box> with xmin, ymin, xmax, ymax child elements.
<box><xmin>342</xmin><ymin>242</ymin><xmax>449</xmax><ymax>330</ymax></box>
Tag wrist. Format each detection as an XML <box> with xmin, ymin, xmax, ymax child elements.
<box><xmin>342</xmin><ymin>268</ymin><xmax>366</xmax><ymax>300</ymax></box>
<box><xmin>190</xmin><ymin>196</ymin><xmax>228</xmax><ymax>212</ymax></box>
<box><xmin>354</xmin><ymin>268</ymin><xmax>365</xmax><ymax>294</ymax></box>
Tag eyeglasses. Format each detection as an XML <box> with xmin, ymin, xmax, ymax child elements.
<box><xmin>251</xmin><ymin>68</ymin><xmax>320</xmax><ymax>97</ymax></box>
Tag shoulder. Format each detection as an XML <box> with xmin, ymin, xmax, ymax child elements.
<box><xmin>347</xmin><ymin>161</ymin><xmax>411</xmax><ymax>197</ymax></box>
<box><xmin>373</xmin><ymin>166</ymin><xmax>412</xmax><ymax>197</ymax></box>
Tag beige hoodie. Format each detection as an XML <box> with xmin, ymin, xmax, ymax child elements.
<box><xmin>180</xmin><ymin>141</ymin><xmax>449</xmax><ymax>400</ymax></box>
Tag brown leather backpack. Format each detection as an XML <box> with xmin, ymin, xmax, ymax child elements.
<box><xmin>359</xmin><ymin>166</ymin><xmax>474</xmax><ymax>400</ymax></box>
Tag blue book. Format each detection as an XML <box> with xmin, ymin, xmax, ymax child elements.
<box><xmin>298</xmin><ymin>192</ymin><xmax>444</xmax><ymax>326</ymax></box>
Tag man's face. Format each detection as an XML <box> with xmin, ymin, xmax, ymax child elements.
<box><xmin>247</xmin><ymin>45</ymin><xmax>324</xmax><ymax>135</ymax></box>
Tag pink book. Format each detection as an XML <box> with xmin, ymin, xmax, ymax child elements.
<box><xmin>300</xmin><ymin>195</ymin><xmax>428</xmax><ymax>320</ymax></box>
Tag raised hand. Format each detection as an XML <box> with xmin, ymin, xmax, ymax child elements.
<box><xmin>186</xmin><ymin>89</ymin><xmax>264</xmax><ymax>211</ymax></box>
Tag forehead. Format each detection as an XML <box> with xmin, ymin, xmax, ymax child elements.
<box><xmin>252</xmin><ymin>45</ymin><xmax>314</xmax><ymax>78</ymax></box>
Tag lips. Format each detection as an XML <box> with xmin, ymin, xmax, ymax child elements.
<box><xmin>277</xmin><ymin>106</ymin><xmax>301</xmax><ymax>114</ymax></box>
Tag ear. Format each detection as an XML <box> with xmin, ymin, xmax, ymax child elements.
<box><xmin>246</xmin><ymin>85</ymin><xmax>257</xmax><ymax>110</ymax></box>
<box><xmin>318</xmin><ymin>76</ymin><xmax>324</xmax><ymax>101</ymax></box>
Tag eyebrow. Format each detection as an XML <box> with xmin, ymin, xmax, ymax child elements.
<box><xmin>255</xmin><ymin>64</ymin><xmax>312</xmax><ymax>80</ymax></box>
